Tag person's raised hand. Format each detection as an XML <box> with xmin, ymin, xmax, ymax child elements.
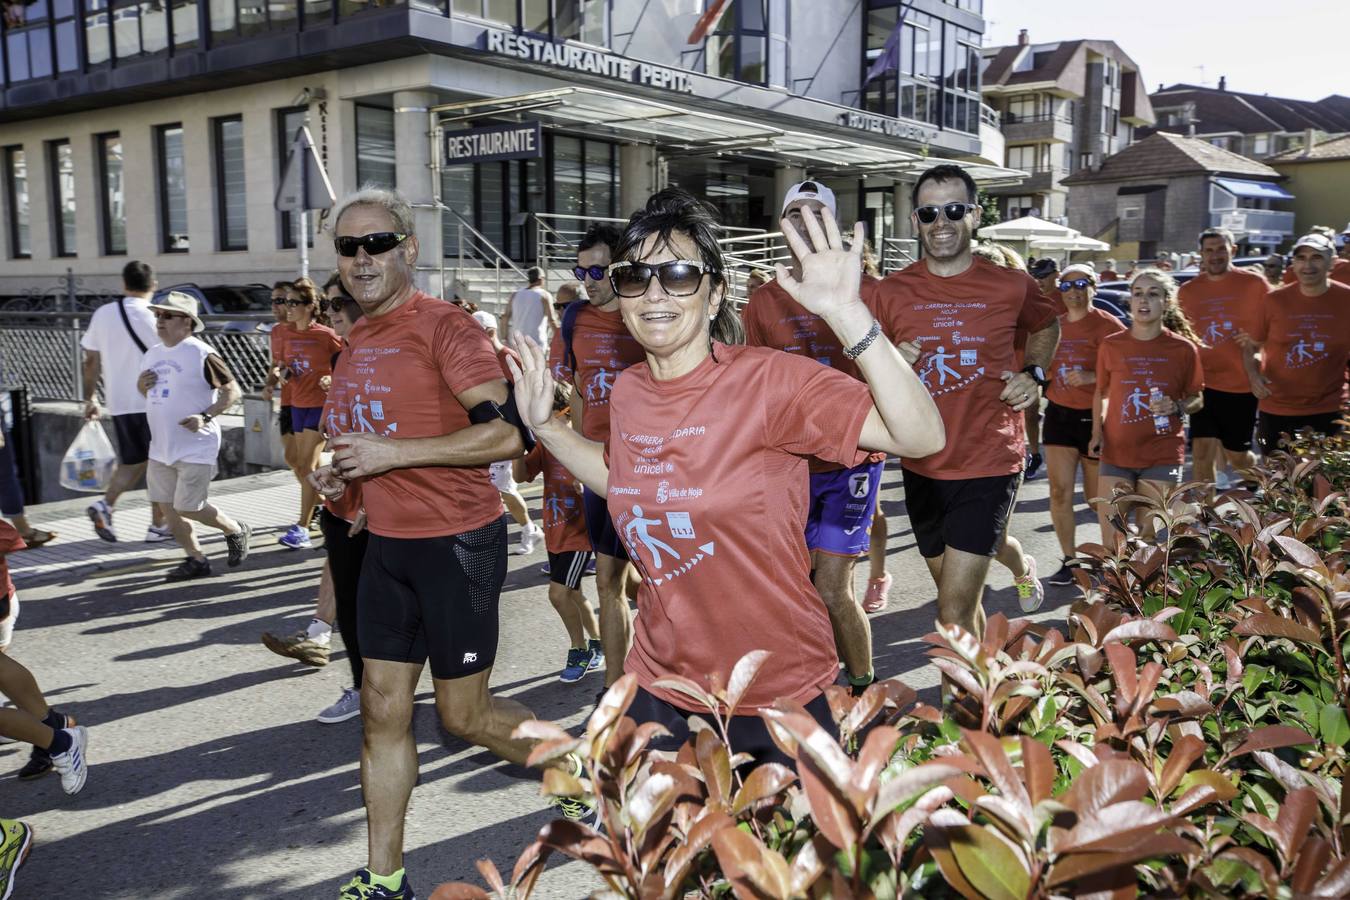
<box><xmin>774</xmin><ymin>207</ymin><xmax>864</xmax><ymax>321</ymax></box>
<box><xmin>507</xmin><ymin>334</ymin><xmax>558</xmax><ymax>434</ymax></box>
<box><xmin>308</xmin><ymin>464</ymin><xmax>347</xmax><ymax>499</ymax></box>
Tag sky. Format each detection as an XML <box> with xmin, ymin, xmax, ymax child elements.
<box><xmin>982</xmin><ymin>0</ymin><xmax>1344</xmax><ymax>103</ymax></box>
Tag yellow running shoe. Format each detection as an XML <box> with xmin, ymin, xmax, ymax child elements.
<box><xmin>0</xmin><ymin>818</ymin><xmax>33</xmax><ymax>900</ymax></box>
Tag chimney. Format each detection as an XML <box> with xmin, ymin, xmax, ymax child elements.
<box><xmin>1304</xmin><ymin>128</ymin><xmax>1317</xmax><ymax>155</ymax></box>
<box><xmin>1218</xmin><ymin>75</ymin><xmax>1226</xmax><ymax>92</ymax></box>
<box><xmin>1017</xmin><ymin>29</ymin><xmax>1029</xmax><ymax>46</ymax></box>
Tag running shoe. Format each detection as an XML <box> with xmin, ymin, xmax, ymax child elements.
<box><xmin>559</xmin><ymin>648</ymin><xmax>591</xmax><ymax>683</ymax></box>
<box><xmin>86</xmin><ymin>499</ymin><xmax>116</xmax><ymax>542</ymax></box>
<box><xmin>0</xmin><ymin>593</ymin><xmax>18</xmax><ymax>650</ymax></box>
<box><xmin>512</xmin><ymin>523</ymin><xmax>543</xmax><ymax>556</ymax></box>
<box><xmin>317</xmin><ymin>687</ymin><xmax>361</xmax><ymax>724</ymax></box>
<box><xmin>585</xmin><ymin>638</ymin><xmax>604</xmax><ymax>673</ymax></box>
<box><xmin>226</xmin><ymin>522</ymin><xmax>252</xmax><ymax>567</ymax></box>
<box><xmin>1014</xmin><ymin>555</ymin><xmax>1044</xmax><ymax>613</ymax></box>
<box><xmin>278</xmin><ymin>524</ymin><xmax>313</xmax><ymax>550</ymax></box>
<box><xmin>1046</xmin><ymin>560</ymin><xmax>1076</xmax><ymax>586</ymax></box>
<box><xmin>863</xmin><ymin>573</ymin><xmax>892</xmax><ymax>613</ymax></box>
<box><xmin>165</xmin><ymin>557</ymin><xmax>212</xmax><ymax>582</ymax></box>
<box><xmin>17</xmin><ymin>713</ymin><xmax>74</xmax><ymax>781</ymax></box>
<box><xmin>144</xmin><ymin>524</ymin><xmax>174</xmax><ymax>543</ymax></box>
<box><xmin>538</xmin><ymin>561</ymin><xmax>551</xmax><ymax>577</ymax></box>
<box><xmin>261</xmin><ymin>630</ymin><xmax>330</xmax><ymax>667</ymax></box>
<box><xmin>339</xmin><ymin>868</ymin><xmax>416</xmax><ymax>899</ymax></box>
<box><xmin>50</xmin><ymin>726</ymin><xmax>88</xmax><ymax>795</ymax></box>
<box><xmin>0</xmin><ymin>818</ymin><xmax>33</xmax><ymax>900</ymax></box>
<box><xmin>584</xmin><ymin>558</ymin><xmax>596</xmax><ymax>576</ymax></box>
<box><xmin>548</xmin><ymin>753</ymin><xmax>596</xmax><ymax>822</ymax></box>
<box><xmin>1024</xmin><ymin>452</ymin><xmax>1043</xmax><ymax>480</ymax></box>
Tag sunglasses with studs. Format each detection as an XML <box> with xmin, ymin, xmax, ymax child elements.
<box><xmin>914</xmin><ymin>202</ymin><xmax>978</xmax><ymax>225</ymax></box>
<box><xmin>608</xmin><ymin>260</ymin><xmax>714</xmax><ymax>298</ymax></box>
<box><xmin>1058</xmin><ymin>278</ymin><xmax>1093</xmax><ymax>291</ymax></box>
<box><xmin>573</xmin><ymin>264</ymin><xmax>607</xmax><ymax>281</ymax></box>
<box><xmin>333</xmin><ymin>231</ymin><xmax>408</xmax><ymax>258</ymax></box>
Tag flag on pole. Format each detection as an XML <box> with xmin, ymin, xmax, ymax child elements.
<box><xmin>687</xmin><ymin>0</ymin><xmax>734</xmax><ymax>45</ymax></box>
<box><xmin>864</xmin><ymin>1</ymin><xmax>915</xmax><ymax>84</ymax></box>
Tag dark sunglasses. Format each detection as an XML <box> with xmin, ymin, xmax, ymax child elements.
<box><xmin>915</xmin><ymin>202</ymin><xmax>978</xmax><ymax>225</ymax></box>
<box><xmin>154</xmin><ymin>310</ymin><xmax>188</xmax><ymax>321</ymax></box>
<box><xmin>1059</xmin><ymin>278</ymin><xmax>1093</xmax><ymax>291</ymax></box>
<box><xmin>323</xmin><ymin>296</ymin><xmax>354</xmax><ymax>314</ymax></box>
<box><xmin>333</xmin><ymin>231</ymin><xmax>408</xmax><ymax>257</ymax></box>
<box><xmin>608</xmin><ymin>260</ymin><xmax>713</xmax><ymax>298</ymax></box>
<box><xmin>573</xmin><ymin>265</ymin><xmax>606</xmax><ymax>281</ymax></box>
<box><xmin>283</xmin><ymin>298</ymin><xmax>313</xmax><ymax>307</ymax></box>
<box><xmin>271</xmin><ymin>298</ymin><xmax>287</xmax><ymax>306</ymax></box>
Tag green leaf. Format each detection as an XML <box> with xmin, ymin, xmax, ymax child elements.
<box><xmin>1242</xmin><ymin>664</ymin><xmax>1268</xmax><ymax>698</ymax></box>
<box><xmin>1319</xmin><ymin>705</ymin><xmax>1350</xmax><ymax>747</ymax></box>
<box><xmin>947</xmin><ymin>824</ymin><xmax>1031</xmax><ymax>900</ymax></box>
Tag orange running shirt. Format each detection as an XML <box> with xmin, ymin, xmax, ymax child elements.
<box><xmin>319</xmin><ymin>347</ymin><xmax>363</xmax><ymax>523</ymax></box>
<box><xmin>0</xmin><ymin>519</ymin><xmax>24</xmax><ymax>599</ymax></box>
<box><xmin>606</xmin><ymin>343</ymin><xmax>874</xmax><ymax>713</ymax></box>
<box><xmin>865</xmin><ymin>257</ymin><xmax>1058</xmax><ymax>479</ymax></box>
<box><xmin>1045</xmin><ymin>309</ymin><xmax>1126</xmax><ymax>410</ymax></box>
<box><xmin>330</xmin><ymin>292</ymin><xmax>505</xmax><ymax>538</ymax></box>
<box><xmin>1250</xmin><ymin>282</ymin><xmax>1350</xmax><ymax>416</ymax></box>
<box><xmin>743</xmin><ymin>276</ymin><xmax>884</xmax><ymax>472</ymax></box>
<box><xmin>282</xmin><ymin>323</ymin><xmax>342</xmax><ymax>409</ymax></box>
<box><xmin>1096</xmin><ymin>331</ymin><xmax>1204</xmax><ymax>468</ymax></box>
<box><xmin>547</xmin><ymin>305</ymin><xmax>646</xmax><ymax>443</ymax></box>
<box><xmin>1178</xmin><ymin>269</ymin><xmax>1268</xmax><ymax>394</ymax></box>
<box><xmin>270</xmin><ymin>323</ymin><xmax>295</xmax><ymax>405</ymax></box>
<box><xmin>521</xmin><ymin>437</ymin><xmax>591</xmax><ymax>555</ymax></box>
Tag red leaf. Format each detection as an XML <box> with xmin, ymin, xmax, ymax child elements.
<box><xmin>797</xmin><ymin>754</ymin><xmax>860</xmax><ymax>849</ymax></box>
<box><xmin>1055</xmin><ymin>800</ymin><xmax>1175</xmax><ymax>853</ymax></box>
<box><xmin>1046</xmin><ymin>834</ymin><xmax>1194</xmax><ymax>887</ymax></box>
<box><xmin>724</xmin><ymin>649</ymin><xmax>772</xmax><ymax>717</ymax></box>
<box><xmin>1228</xmin><ymin>725</ymin><xmax>1316</xmax><ymax>760</ymax></box>
<box><xmin>711</xmin><ymin>826</ymin><xmax>792</xmax><ymax>900</ymax></box>
<box><xmin>731</xmin><ymin>762</ymin><xmax>796</xmax><ymax>816</ymax></box>
<box><xmin>1158</xmin><ymin>735</ymin><xmax>1206</xmax><ymax>796</ymax></box>
<box><xmin>663</xmin><ymin>810</ymin><xmax>733</xmax><ymax>891</ymax></box>
<box><xmin>1275</xmin><ymin>534</ymin><xmax>1323</xmax><ymax>569</ymax></box>
<box><xmin>1059</xmin><ymin>758</ymin><xmax>1149</xmax><ymax>818</ymax></box>
<box><xmin>585</xmin><ymin>674</ymin><xmax>638</xmax><ymax>738</ymax></box>
<box><xmin>1270</xmin><ymin>787</ymin><xmax>1318</xmax><ymax>868</ymax></box>
<box><xmin>961</xmin><ymin>730</ymin><xmax>1031</xmax><ymax>819</ymax></box>
<box><xmin>1232</xmin><ymin>614</ymin><xmax>1323</xmax><ymax>646</ymax></box>
<box><xmin>695</xmin><ymin>728</ymin><xmax>732</xmax><ymax>808</ymax></box>
<box><xmin>1101</xmin><ymin>619</ymin><xmax>1179</xmax><ymax>644</ymax></box>
<box><xmin>1021</xmin><ymin>736</ymin><xmax>1055</xmax><ymax>805</ymax></box>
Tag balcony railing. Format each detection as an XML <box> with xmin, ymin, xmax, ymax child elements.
<box><xmin>1001</xmin><ymin>113</ymin><xmax>1073</xmax><ymax>125</ymax></box>
<box><xmin>1209</xmin><ymin>209</ymin><xmax>1296</xmax><ymax>234</ymax></box>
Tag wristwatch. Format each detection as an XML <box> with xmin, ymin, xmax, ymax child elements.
<box><xmin>1022</xmin><ymin>365</ymin><xmax>1049</xmax><ymax>390</ymax></box>
<box><xmin>200</xmin><ymin>412</ymin><xmax>214</xmax><ymax>423</ymax></box>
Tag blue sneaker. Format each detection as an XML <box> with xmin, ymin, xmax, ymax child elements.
<box><xmin>338</xmin><ymin>868</ymin><xmax>415</xmax><ymax>899</ymax></box>
<box><xmin>585</xmin><ymin>638</ymin><xmax>605</xmax><ymax>673</ymax></box>
<box><xmin>560</xmin><ymin>648</ymin><xmax>591</xmax><ymax>683</ymax></box>
<box><xmin>278</xmin><ymin>525</ymin><xmax>313</xmax><ymax>550</ymax></box>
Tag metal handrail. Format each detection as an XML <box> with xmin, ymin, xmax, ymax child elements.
<box><xmin>880</xmin><ymin>237</ymin><xmax>918</xmax><ymax>273</ymax></box>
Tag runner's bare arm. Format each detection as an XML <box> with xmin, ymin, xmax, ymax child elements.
<box><xmin>775</xmin><ymin>207</ymin><xmax>944</xmax><ymax>460</ymax></box>
<box><xmin>328</xmin><ymin>379</ymin><xmax>524</xmax><ymax>479</ymax></box>
<box><xmin>1000</xmin><ymin>318</ymin><xmax>1060</xmax><ymax>411</ymax></box>
<box><xmin>82</xmin><ymin>350</ymin><xmax>101</xmax><ymax>418</ymax></box>
<box><xmin>508</xmin><ymin>334</ymin><xmax>609</xmax><ymax>494</ymax></box>
<box><xmin>1088</xmin><ymin>387</ymin><xmax>1105</xmax><ymax>459</ymax></box>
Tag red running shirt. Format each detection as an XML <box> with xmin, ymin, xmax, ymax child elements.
<box><xmin>865</xmin><ymin>257</ymin><xmax>1058</xmax><ymax>479</ymax></box>
<box><xmin>1096</xmin><ymin>331</ymin><xmax>1204</xmax><ymax>468</ymax></box>
<box><xmin>282</xmin><ymin>324</ymin><xmax>342</xmax><ymax>409</ymax></box>
<box><xmin>270</xmin><ymin>323</ymin><xmax>295</xmax><ymax>404</ymax></box>
<box><xmin>1046</xmin><ymin>309</ymin><xmax>1125</xmax><ymax>410</ymax></box>
<box><xmin>547</xmin><ymin>305</ymin><xmax>646</xmax><ymax>443</ymax></box>
<box><xmin>1250</xmin><ymin>282</ymin><xmax>1350</xmax><ymax>416</ymax></box>
<box><xmin>1177</xmin><ymin>269</ymin><xmax>1268</xmax><ymax>394</ymax></box>
<box><xmin>521</xmin><ymin>432</ymin><xmax>591</xmax><ymax>555</ymax></box>
<box><xmin>319</xmin><ymin>347</ymin><xmax>363</xmax><ymax>523</ymax></box>
<box><xmin>605</xmin><ymin>343</ymin><xmax>873</xmax><ymax>713</ymax></box>
<box><xmin>330</xmin><ymin>292</ymin><xmax>505</xmax><ymax>538</ymax></box>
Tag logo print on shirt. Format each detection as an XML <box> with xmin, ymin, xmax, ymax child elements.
<box><xmin>586</xmin><ymin>368</ymin><xmax>615</xmax><ymax>402</ymax></box>
<box><xmin>624</xmin><ymin>505</ymin><xmax>682</xmax><ymax>570</ymax></box>
<box><xmin>916</xmin><ymin>345</ymin><xmax>985</xmax><ymax>397</ymax></box>
<box><xmin>544</xmin><ymin>494</ymin><xmax>579</xmax><ymax>526</ymax></box>
<box><xmin>1204</xmin><ymin>320</ymin><xmax>1233</xmax><ymax>345</ymax></box>
<box><xmin>1285</xmin><ymin>336</ymin><xmax>1328</xmax><ymax>368</ymax></box>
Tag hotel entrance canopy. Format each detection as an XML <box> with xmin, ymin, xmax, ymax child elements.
<box><xmin>431</xmin><ymin>87</ymin><xmax>1027</xmax><ymax>185</ymax></box>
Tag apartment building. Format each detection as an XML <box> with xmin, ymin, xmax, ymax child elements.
<box><xmin>1146</xmin><ymin>79</ymin><xmax>1350</xmax><ymax>161</ymax></box>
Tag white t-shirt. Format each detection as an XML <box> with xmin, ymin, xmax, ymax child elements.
<box><xmin>143</xmin><ymin>337</ymin><xmax>222</xmax><ymax>466</ymax></box>
<box><xmin>81</xmin><ymin>296</ymin><xmax>158</xmax><ymax>415</ymax></box>
<box><xmin>508</xmin><ymin>285</ymin><xmax>552</xmax><ymax>348</ymax></box>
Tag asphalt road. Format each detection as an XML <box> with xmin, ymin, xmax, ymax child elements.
<box><xmin>4</xmin><ymin>460</ymin><xmax>1087</xmax><ymax>898</ymax></box>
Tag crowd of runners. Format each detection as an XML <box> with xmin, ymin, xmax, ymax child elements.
<box><xmin>0</xmin><ymin>162</ymin><xmax>1346</xmax><ymax>899</ymax></box>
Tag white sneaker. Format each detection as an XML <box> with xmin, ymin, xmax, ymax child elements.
<box><xmin>513</xmin><ymin>523</ymin><xmax>543</xmax><ymax>556</ymax></box>
<box><xmin>0</xmin><ymin>592</ymin><xmax>18</xmax><ymax>651</ymax></box>
<box><xmin>145</xmin><ymin>524</ymin><xmax>174</xmax><ymax>543</ymax></box>
<box><xmin>50</xmin><ymin>725</ymin><xmax>89</xmax><ymax>794</ymax></box>
<box><xmin>317</xmin><ymin>687</ymin><xmax>361</xmax><ymax>724</ymax></box>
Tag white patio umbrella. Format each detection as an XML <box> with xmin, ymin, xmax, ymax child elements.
<box><xmin>976</xmin><ymin>216</ymin><xmax>1079</xmax><ymax>241</ymax></box>
<box><xmin>1028</xmin><ymin>235</ymin><xmax>1111</xmax><ymax>252</ymax></box>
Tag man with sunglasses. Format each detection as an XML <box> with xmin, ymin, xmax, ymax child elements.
<box><xmin>1178</xmin><ymin>227</ymin><xmax>1269</xmax><ymax>491</ymax></box>
<box><xmin>311</xmin><ymin>190</ymin><xmax>557</xmax><ymax>900</ymax></box>
<box><xmin>742</xmin><ymin>181</ymin><xmax>879</xmax><ymax>689</ymax></box>
<box><xmin>549</xmin><ymin>222</ymin><xmax>647</xmax><ymax>688</ymax></box>
<box><xmin>865</xmin><ymin>164</ymin><xmax>1059</xmax><ymax>651</ymax></box>
<box><xmin>138</xmin><ymin>292</ymin><xmax>251</xmax><ymax>581</ymax></box>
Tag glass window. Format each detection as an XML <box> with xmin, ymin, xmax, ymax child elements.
<box><xmin>303</xmin><ymin>0</ymin><xmax>332</xmax><ymax>23</ymax></box>
<box><xmin>555</xmin><ymin>0</ymin><xmax>605</xmax><ymax>44</ymax></box>
<box><xmin>156</xmin><ymin>124</ymin><xmax>189</xmax><ymax>252</ymax></box>
<box><xmin>172</xmin><ymin>0</ymin><xmax>199</xmax><ymax>47</ymax></box>
<box><xmin>276</xmin><ymin>106</ymin><xmax>309</xmax><ymax>249</ymax></box>
<box><xmin>209</xmin><ymin>0</ymin><xmax>234</xmax><ymax>40</ymax></box>
<box><xmin>215</xmin><ymin>116</ymin><xmax>247</xmax><ymax>250</ymax></box>
<box><xmin>85</xmin><ymin>0</ymin><xmax>111</xmax><ymax>64</ymax></box>
<box><xmin>862</xmin><ymin>5</ymin><xmax>898</xmax><ymax>115</ymax></box>
<box><xmin>113</xmin><ymin>0</ymin><xmax>171</xmax><ymax>59</ymax></box>
<box><xmin>520</xmin><ymin>0</ymin><xmax>547</xmax><ymax>32</ymax></box>
<box><xmin>4</xmin><ymin>148</ymin><xmax>30</xmax><ymax>259</ymax></box>
<box><xmin>355</xmin><ymin>105</ymin><xmax>396</xmax><ymax>189</ymax></box>
<box><xmin>339</xmin><ymin>0</ymin><xmax>405</xmax><ymax>18</ymax></box>
<box><xmin>49</xmin><ymin>140</ymin><xmax>76</xmax><ymax>257</ymax></box>
<box><xmin>552</xmin><ymin>135</ymin><xmax>583</xmax><ymax>218</ymax></box>
<box><xmin>440</xmin><ymin>165</ymin><xmax>474</xmax><ymax>259</ymax></box>
<box><xmin>98</xmin><ymin>133</ymin><xmax>126</xmax><ymax>254</ymax></box>
<box><xmin>583</xmin><ymin>140</ymin><xmax>613</xmax><ymax>218</ymax></box>
<box><xmin>707</xmin><ymin>0</ymin><xmax>768</xmax><ymax>85</ymax></box>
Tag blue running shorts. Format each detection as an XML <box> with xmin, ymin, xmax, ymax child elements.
<box><xmin>805</xmin><ymin>458</ymin><xmax>884</xmax><ymax>557</ymax></box>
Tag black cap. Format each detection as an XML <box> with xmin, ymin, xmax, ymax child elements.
<box><xmin>1029</xmin><ymin>257</ymin><xmax>1059</xmax><ymax>279</ymax></box>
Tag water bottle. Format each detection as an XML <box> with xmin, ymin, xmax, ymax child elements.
<box><xmin>1150</xmin><ymin>386</ymin><xmax>1170</xmax><ymax>434</ymax></box>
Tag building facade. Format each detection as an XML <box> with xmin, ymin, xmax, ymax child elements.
<box><xmin>979</xmin><ymin>30</ymin><xmax>1153</xmax><ymax>222</ymax></box>
<box><xmin>0</xmin><ymin>0</ymin><xmax>1016</xmax><ymax>298</ymax></box>
<box><xmin>1146</xmin><ymin>80</ymin><xmax>1350</xmax><ymax>162</ymax></box>
<box><xmin>1267</xmin><ymin>134</ymin><xmax>1350</xmax><ymax>239</ymax></box>
<box><xmin>1061</xmin><ymin>131</ymin><xmax>1295</xmax><ymax>259</ymax></box>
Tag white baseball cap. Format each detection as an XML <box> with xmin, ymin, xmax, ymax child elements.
<box><xmin>471</xmin><ymin>310</ymin><xmax>497</xmax><ymax>332</ymax></box>
<box><xmin>781</xmin><ymin>181</ymin><xmax>837</xmax><ymax>218</ymax></box>
<box><xmin>1292</xmin><ymin>233</ymin><xmax>1336</xmax><ymax>255</ymax></box>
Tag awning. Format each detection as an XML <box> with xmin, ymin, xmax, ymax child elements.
<box><xmin>430</xmin><ymin>87</ymin><xmax>1029</xmax><ymax>184</ymax></box>
<box><xmin>1029</xmin><ymin>236</ymin><xmax>1112</xmax><ymax>252</ymax></box>
<box><xmin>1214</xmin><ymin>178</ymin><xmax>1295</xmax><ymax>201</ymax></box>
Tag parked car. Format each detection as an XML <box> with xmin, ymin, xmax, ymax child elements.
<box><xmin>1092</xmin><ymin>289</ymin><xmax>1130</xmax><ymax>326</ymax></box>
<box><xmin>154</xmin><ymin>283</ymin><xmax>275</xmax><ymax>331</ymax></box>
<box><xmin>1099</xmin><ymin>269</ymin><xmax>1199</xmax><ymax>293</ymax></box>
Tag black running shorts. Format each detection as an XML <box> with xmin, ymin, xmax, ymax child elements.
<box><xmin>1189</xmin><ymin>388</ymin><xmax>1258</xmax><ymax>453</ymax></box>
<box><xmin>582</xmin><ymin>486</ymin><xmax>628</xmax><ymax>561</ymax></box>
<box><xmin>1041</xmin><ymin>401</ymin><xmax>1096</xmax><ymax>458</ymax></box>
<box><xmin>1256</xmin><ymin>411</ymin><xmax>1343</xmax><ymax>457</ymax></box>
<box><xmin>357</xmin><ymin>517</ymin><xmax>506</xmax><ymax>680</ymax></box>
<box><xmin>548</xmin><ymin>550</ymin><xmax>593</xmax><ymax>590</ymax></box>
<box><xmin>111</xmin><ymin>413</ymin><xmax>152</xmax><ymax>466</ymax></box>
<box><xmin>278</xmin><ymin>404</ymin><xmax>294</xmax><ymax>437</ymax></box>
<box><xmin>901</xmin><ymin>469</ymin><xmax>1022</xmax><ymax>559</ymax></box>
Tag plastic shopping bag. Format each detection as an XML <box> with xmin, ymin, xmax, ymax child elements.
<box><xmin>59</xmin><ymin>420</ymin><xmax>119</xmax><ymax>493</ymax></box>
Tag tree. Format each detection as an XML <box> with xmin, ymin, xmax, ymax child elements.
<box><xmin>977</xmin><ymin>189</ymin><xmax>1001</xmax><ymax>229</ymax></box>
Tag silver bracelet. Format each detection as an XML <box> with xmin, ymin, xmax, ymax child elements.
<box><xmin>843</xmin><ymin>319</ymin><xmax>881</xmax><ymax>360</ymax></box>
